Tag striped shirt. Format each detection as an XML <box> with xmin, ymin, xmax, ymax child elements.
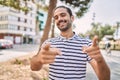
<box><xmin>44</xmin><ymin>34</ymin><xmax>92</xmax><ymax>80</ymax></box>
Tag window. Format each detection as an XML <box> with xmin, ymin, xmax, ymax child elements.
<box><xmin>40</xmin><ymin>13</ymin><xmax>44</xmax><ymax>17</ymax></box>
<box><xmin>8</xmin><ymin>15</ymin><xmax>17</xmax><ymax>21</ymax></box>
<box><xmin>24</xmin><ymin>19</ymin><xmax>27</xmax><ymax>23</ymax></box>
<box><xmin>24</xmin><ymin>27</ymin><xmax>26</xmax><ymax>31</ymax></box>
<box><xmin>30</xmin><ymin>28</ymin><xmax>32</xmax><ymax>31</ymax></box>
<box><xmin>18</xmin><ymin>26</ymin><xmax>20</xmax><ymax>30</ymax></box>
<box><xmin>18</xmin><ymin>17</ymin><xmax>20</xmax><ymax>21</ymax></box>
<box><xmin>0</xmin><ymin>24</ymin><xmax>8</xmax><ymax>30</ymax></box>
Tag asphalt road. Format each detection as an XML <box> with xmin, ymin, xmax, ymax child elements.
<box><xmin>86</xmin><ymin>50</ymin><xmax>120</xmax><ymax>80</ymax></box>
<box><xmin>0</xmin><ymin>44</ymin><xmax>39</xmax><ymax>62</ymax></box>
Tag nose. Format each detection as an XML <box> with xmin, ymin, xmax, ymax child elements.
<box><xmin>57</xmin><ymin>16</ymin><xmax>63</xmax><ymax>21</ymax></box>
<box><xmin>54</xmin><ymin>16</ymin><xmax>62</xmax><ymax>24</ymax></box>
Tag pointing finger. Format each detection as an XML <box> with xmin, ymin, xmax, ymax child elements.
<box><xmin>56</xmin><ymin>49</ymin><xmax>61</xmax><ymax>55</ymax></box>
<box><xmin>43</xmin><ymin>43</ymin><xmax>50</xmax><ymax>51</ymax></box>
<box><xmin>92</xmin><ymin>35</ymin><xmax>99</xmax><ymax>47</ymax></box>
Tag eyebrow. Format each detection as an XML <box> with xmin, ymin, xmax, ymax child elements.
<box><xmin>53</xmin><ymin>12</ymin><xmax>66</xmax><ymax>17</ymax></box>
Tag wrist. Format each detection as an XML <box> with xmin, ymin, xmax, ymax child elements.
<box><xmin>36</xmin><ymin>55</ymin><xmax>43</xmax><ymax>65</ymax></box>
<box><xmin>96</xmin><ymin>54</ymin><xmax>105</xmax><ymax>63</ymax></box>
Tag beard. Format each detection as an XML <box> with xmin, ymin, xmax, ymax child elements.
<box><xmin>57</xmin><ymin>20</ymin><xmax>72</xmax><ymax>32</ymax></box>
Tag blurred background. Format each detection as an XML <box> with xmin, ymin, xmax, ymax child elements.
<box><xmin>0</xmin><ymin>0</ymin><xmax>120</xmax><ymax>80</ymax></box>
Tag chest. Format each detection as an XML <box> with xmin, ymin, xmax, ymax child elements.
<box><xmin>50</xmin><ymin>40</ymin><xmax>88</xmax><ymax>65</ymax></box>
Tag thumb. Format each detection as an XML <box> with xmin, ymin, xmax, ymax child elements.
<box><xmin>92</xmin><ymin>35</ymin><xmax>99</xmax><ymax>47</ymax></box>
<box><xmin>82</xmin><ymin>46</ymin><xmax>88</xmax><ymax>52</ymax></box>
<box><xmin>43</xmin><ymin>43</ymin><xmax>50</xmax><ymax>50</ymax></box>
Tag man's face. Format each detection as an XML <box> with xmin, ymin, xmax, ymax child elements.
<box><xmin>53</xmin><ymin>8</ymin><xmax>74</xmax><ymax>32</ymax></box>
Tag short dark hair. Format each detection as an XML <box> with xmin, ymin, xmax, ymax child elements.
<box><xmin>54</xmin><ymin>6</ymin><xmax>73</xmax><ymax>17</ymax></box>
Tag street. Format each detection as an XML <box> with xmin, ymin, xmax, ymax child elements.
<box><xmin>0</xmin><ymin>44</ymin><xmax>39</xmax><ymax>62</ymax></box>
<box><xmin>0</xmin><ymin>44</ymin><xmax>120</xmax><ymax>80</ymax></box>
<box><xmin>86</xmin><ymin>50</ymin><xmax>120</xmax><ymax>80</ymax></box>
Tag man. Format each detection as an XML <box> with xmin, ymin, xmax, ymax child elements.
<box><xmin>105</xmin><ymin>40</ymin><xmax>111</xmax><ymax>54</ymax></box>
<box><xmin>30</xmin><ymin>6</ymin><xmax>110</xmax><ymax>80</ymax></box>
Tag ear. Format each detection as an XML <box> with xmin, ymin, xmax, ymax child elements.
<box><xmin>71</xmin><ymin>16</ymin><xmax>74</xmax><ymax>22</ymax></box>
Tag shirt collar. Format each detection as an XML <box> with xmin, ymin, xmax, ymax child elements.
<box><xmin>58</xmin><ymin>32</ymin><xmax>78</xmax><ymax>40</ymax></box>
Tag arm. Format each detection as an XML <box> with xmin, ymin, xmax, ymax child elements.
<box><xmin>90</xmin><ymin>54</ymin><xmax>110</xmax><ymax>80</ymax></box>
<box><xmin>30</xmin><ymin>54</ymin><xmax>43</xmax><ymax>71</ymax></box>
<box><xmin>30</xmin><ymin>43</ymin><xmax>60</xmax><ymax>71</ymax></box>
<box><xmin>83</xmin><ymin>36</ymin><xmax>110</xmax><ymax>80</ymax></box>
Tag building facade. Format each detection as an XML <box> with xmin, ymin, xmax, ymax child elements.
<box><xmin>38</xmin><ymin>9</ymin><xmax>47</xmax><ymax>31</ymax></box>
<box><xmin>0</xmin><ymin>4</ymin><xmax>36</xmax><ymax>44</ymax></box>
<box><xmin>33</xmin><ymin>9</ymin><xmax>48</xmax><ymax>44</ymax></box>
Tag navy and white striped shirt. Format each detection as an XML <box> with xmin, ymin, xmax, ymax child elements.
<box><xmin>44</xmin><ymin>34</ymin><xmax>92</xmax><ymax>80</ymax></box>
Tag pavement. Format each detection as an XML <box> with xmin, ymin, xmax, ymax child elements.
<box><xmin>0</xmin><ymin>50</ymin><xmax>36</xmax><ymax>62</ymax></box>
<box><xmin>0</xmin><ymin>45</ymin><xmax>120</xmax><ymax>80</ymax></box>
<box><xmin>86</xmin><ymin>50</ymin><xmax>120</xmax><ymax>80</ymax></box>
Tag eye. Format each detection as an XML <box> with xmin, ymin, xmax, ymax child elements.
<box><xmin>61</xmin><ymin>13</ymin><xmax>66</xmax><ymax>17</ymax></box>
<box><xmin>53</xmin><ymin>13</ymin><xmax>66</xmax><ymax>20</ymax></box>
<box><xmin>53</xmin><ymin>16</ymin><xmax>58</xmax><ymax>20</ymax></box>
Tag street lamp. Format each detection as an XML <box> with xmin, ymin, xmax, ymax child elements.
<box><xmin>92</xmin><ymin>12</ymin><xmax>96</xmax><ymax>23</ymax></box>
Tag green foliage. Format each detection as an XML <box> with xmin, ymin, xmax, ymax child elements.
<box><xmin>85</xmin><ymin>23</ymin><xmax>115</xmax><ymax>40</ymax></box>
<box><xmin>21</xmin><ymin>6</ymin><xmax>29</xmax><ymax>14</ymax></box>
<box><xmin>60</xmin><ymin>0</ymin><xmax>93</xmax><ymax>18</ymax></box>
<box><xmin>0</xmin><ymin>0</ymin><xmax>20</xmax><ymax>9</ymax></box>
<box><xmin>78</xmin><ymin>33</ymin><xmax>86</xmax><ymax>37</ymax></box>
<box><xmin>0</xmin><ymin>0</ymin><xmax>29</xmax><ymax>14</ymax></box>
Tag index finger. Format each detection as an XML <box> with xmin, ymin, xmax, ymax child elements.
<box><xmin>42</xmin><ymin>43</ymin><xmax>51</xmax><ymax>51</ymax></box>
<box><xmin>92</xmin><ymin>35</ymin><xmax>99</xmax><ymax>47</ymax></box>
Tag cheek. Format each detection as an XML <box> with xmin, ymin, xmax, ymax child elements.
<box><xmin>54</xmin><ymin>21</ymin><xmax>57</xmax><ymax>24</ymax></box>
<box><xmin>54</xmin><ymin>20</ymin><xmax>58</xmax><ymax>25</ymax></box>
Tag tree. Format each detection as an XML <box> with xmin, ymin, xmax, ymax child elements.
<box><xmin>86</xmin><ymin>23</ymin><xmax>115</xmax><ymax>41</ymax></box>
<box><xmin>32</xmin><ymin>0</ymin><xmax>49</xmax><ymax>36</ymax></box>
<box><xmin>99</xmin><ymin>24</ymin><xmax>115</xmax><ymax>40</ymax></box>
<box><xmin>40</xmin><ymin>0</ymin><xmax>57</xmax><ymax>46</ymax></box>
<box><xmin>0</xmin><ymin>0</ymin><xmax>30</xmax><ymax>14</ymax></box>
<box><xmin>51</xmin><ymin>20</ymin><xmax>55</xmax><ymax>38</ymax></box>
<box><xmin>60</xmin><ymin>0</ymin><xmax>93</xmax><ymax>18</ymax></box>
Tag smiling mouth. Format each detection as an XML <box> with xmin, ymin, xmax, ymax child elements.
<box><xmin>57</xmin><ymin>20</ymin><xmax>67</xmax><ymax>26</ymax></box>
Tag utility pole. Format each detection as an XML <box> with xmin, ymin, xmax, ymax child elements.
<box><xmin>116</xmin><ymin>22</ymin><xmax>120</xmax><ymax>39</ymax></box>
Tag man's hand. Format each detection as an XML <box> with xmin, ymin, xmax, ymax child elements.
<box><xmin>82</xmin><ymin>36</ymin><xmax>103</xmax><ymax>62</ymax></box>
<box><xmin>37</xmin><ymin>43</ymin><xmax>61</xmax><ymax>64</ymax></box>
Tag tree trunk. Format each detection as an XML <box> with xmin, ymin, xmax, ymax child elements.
<box><xmin>35</xmin><ymin>4</ymin><xmax>40</xmax><ymax>36</ymax></box>
<box><xmin>40</xmin><ymin>0</ymin><xmax>57</xmax><ymax>46</ymax></box>
<box><xmin>51</xmin><ymin>21</ymin><xmax>55</xmax><ymax>38</ymax></box>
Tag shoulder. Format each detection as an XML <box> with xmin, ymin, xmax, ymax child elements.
<box><xmin>41</xmin><ymin>37</ymin><xmax>59</xmax><ymax>47</ymax></box>
<box><xmin>75</xmin><ymin>35</ymin><xmax>92</xmax><ymax>45</ymax></box>
<box><xmin>76</xmin><ymin>35</ymin><xmax>92</xmax><ymax>42</ymax></box>
<box><xmin>44</xmin><ymin>37</ymin><xmax>59</xmax><ymax>43</ymax></box>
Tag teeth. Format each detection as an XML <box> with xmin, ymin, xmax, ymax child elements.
<box><xmin>60</xmin><ymin>22</ymin><xmax>64</xmax><ymax>24</ymax></box>
<box><xmin>59</xmin><ymin>22</ymin><xmax>64</xmax><ymax>26</ymax></box>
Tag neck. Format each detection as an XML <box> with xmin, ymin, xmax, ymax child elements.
<box><xmin>60</xmin><ymin>30</ymin><xmax>74</xmax><ymax>39</ymax></box>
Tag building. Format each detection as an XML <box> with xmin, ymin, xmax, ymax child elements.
<box><xmin>0</xmin><ymin>3</ymin><xmax>36</xmax><ymax>44</ymax></box>
<box><xmin>37</xmin><ymin>9</ymin><xmax>47</xmax><ymax>34</ymax></box>
<box><xmin>33</xmin><ymin>9</ymin><xmax>48</xmax><ymax>44</ymax></box>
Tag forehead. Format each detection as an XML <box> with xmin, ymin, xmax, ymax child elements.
<box><xmin>54</xmin><ymin>8</ymin><xmax>68</xmax><ymax>16</ymax></box>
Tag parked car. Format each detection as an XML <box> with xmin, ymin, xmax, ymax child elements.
<box><xmin>0</xmin><ymin>39</ymin><xmax>13</xmax><ymax>49</ymax></box>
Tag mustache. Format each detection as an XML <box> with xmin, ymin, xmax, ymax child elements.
<box><xmin>58</xmin><ymin>20</ymin><xmax>67</xmax><ymax>24</ymax></box>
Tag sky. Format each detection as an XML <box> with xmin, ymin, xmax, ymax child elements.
<box><xmin>57</xmin><ymin>0</ymin><xmax>120</xmax><ymax>34</ymax></box>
